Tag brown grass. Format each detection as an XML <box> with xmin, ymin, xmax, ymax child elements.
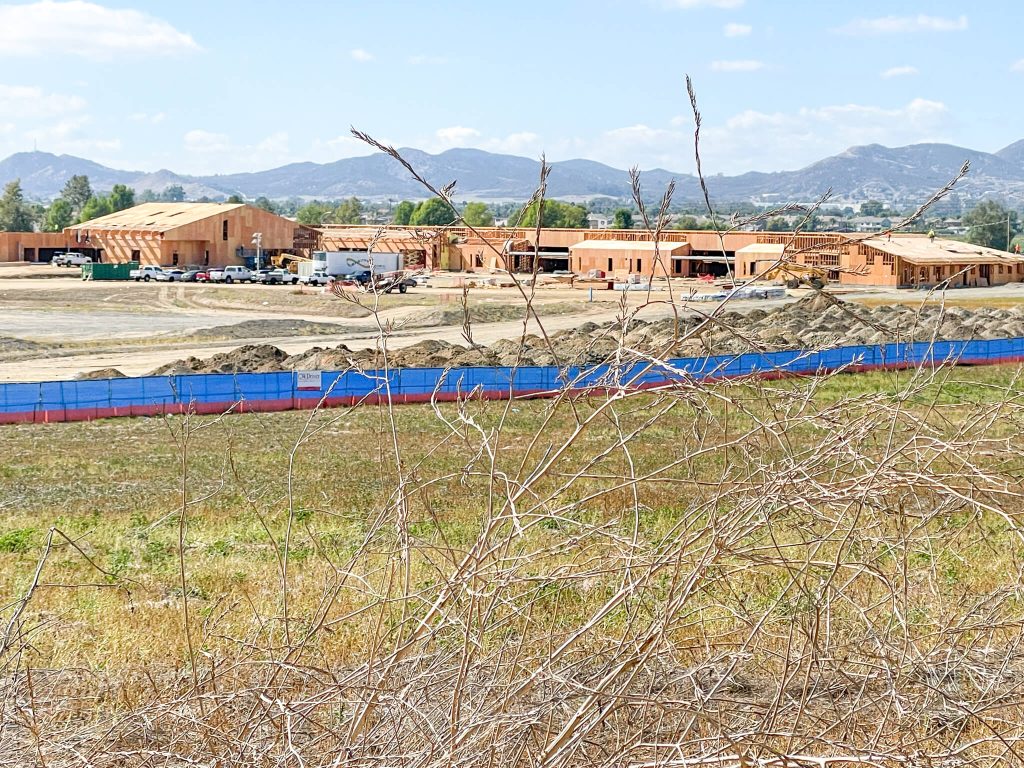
<box><xmin>2</xmin><ymin>364</ymin><xmax>1024</xmax><ymax>765</ymax></box>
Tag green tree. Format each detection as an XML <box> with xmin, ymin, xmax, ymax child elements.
<box><xmin>79</xmin><ymin>195</ymin><xmax>113</xmax><ymax>223</ymax></box>
<box><xmin>226</xmin><ymin>194</ymin><xmax>244</xmax><ymax>204</ymax></box>
<box><xmin>672</xmin><ymin>215</ymin><xmax>700</xmax><ymax>230</ymax></box>
<box><xmin>162</xmin><ymin>185</ymin><xmax>186</xmax><ymax>202</ymax></box>
<box><xmin>296</xmin><ymin>201</ymin><xmax>334</xmax><ymax>226</ymax></box>
<box><xmin>859</xmin><ymin>200</ymin><xmax>885</xmax><ymax>217</ymax></box>
<box><xmin>963</xmin><ymin>200</ymin><xmax>1020</xmax><ymax>250</ymax></box>
<box><xmin>43</xmin><ymin>199</ymin><xmax>74</xmax><ymax>232</ymax></box>
<box><xmin>410</xmin><ymin>197</ymin><xmax>456</xmax><ymax>226</ymax></box>
<box><xmin>109</xmin><ymin>184</ymin><xmax>135</xmax><ymax>212</ymax></box>
<box><xmin>612</xmin><ymin>208</ymin><xmax>634</xmax><ymax>229</ymax></box>
<box><xmin>517</xmin><ymin>200</ymin><xmax>588</xmax><ymax>229</ymax></box>
<box><xmin>334</xmin><ymin>196</ymin><xmax>363</xmax><ymax>225</ymax></box>
<box><xmin>138</xmin><ymin>189</ymin><xmax>158</xmax><ymax>203</ymax></box>
<box><xmin>462</xmin><ymin>202</ymin><xmax>494</xmax><ymax>227</ymax></box>
<box><xmin>253</xmin><ymin>196</ymin><xmax>277</xmax><ymax>213</ymax></box>
<box><xmin>392</xmin><ymin>200</ymin><xmax>416</xmax><ymax>225</ymax></box>
<box><xmin>766</xmin><ymin>216</ymin><xmax>789</xmax><ymax>232</ymax></box>
<box><xmin>61</xmin><ymin>174</ymin><xmax>92</xmax><ymax>215</ymax></box>
<box><xmin>0</xmin><ymin>180</ymin><xmax>33</xmax><ymax>231</ymax></box>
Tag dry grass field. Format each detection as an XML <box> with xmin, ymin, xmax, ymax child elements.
<box><xmin>3</xmin><ymin>361</ymin><xmax>1024</xmax><ymax>765</ymax></box>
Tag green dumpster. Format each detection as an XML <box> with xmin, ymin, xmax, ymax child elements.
<box><xmin>82</xmin><ymin>262</ymin><xmax>138</xmax><ymax>281</ymax></box>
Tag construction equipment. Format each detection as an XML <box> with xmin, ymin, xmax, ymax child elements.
<box><xmin>271</xmin><ymin>252</ymin><xmax>312</xmax><ymax>273</ymax></box>
<box><xmin>761</xmin><ymin>262</ymin><xmax>828</xmax><ymax>289</ymax></box>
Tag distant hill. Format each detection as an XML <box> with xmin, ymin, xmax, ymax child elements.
<box><xmin>4</xmin><ymin>141</ymin><xmax>1024</xmax><ymax>205</ymax></box>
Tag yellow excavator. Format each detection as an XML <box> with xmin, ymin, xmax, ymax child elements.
<box><xmin>761</xmin><ymin>262</ymin><xmax>828</xmax><ymax>289</ymax></box>
<box><xmin>270</xmin><ymin>252</ymin><xmax>313</xmax><ymax>273</ymax></box>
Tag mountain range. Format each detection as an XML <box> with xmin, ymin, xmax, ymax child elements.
<box><xmin>4</xmin><ymin>141</ymin><xmax>1024</xmax><ymax>206</ymax></box>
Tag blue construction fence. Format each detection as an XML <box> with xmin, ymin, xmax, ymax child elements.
<box><xmin>1</xmin><ymin>337</ymin><xmax>1022</xmax><ymax>424</ymax></box>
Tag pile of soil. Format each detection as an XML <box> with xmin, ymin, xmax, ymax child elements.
<box><xmin>149</xmin><ymin>344</ymin><xmax>290</xmax><ymax>375</ymax></box>
<box><xmin>0</xmin><ymin>336</ymin><xmax>43</xmax><ymax>354</ymax></box>
<box><xmin>146</xmin><ymin>298</ymin><xmax>1024</xmax><ymax>376</ymax></box>
<box><xmin>186</xmin><ymin>319</ymin><xmax>355</xmax><ymax>341</ymax></box>
<box><xmin>75</xmin><ymin>367</ymin><xmax>127</xmax><ymax>380</ymax></box>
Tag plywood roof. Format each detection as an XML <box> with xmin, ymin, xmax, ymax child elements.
<box><xmin>569</xmin><ymin>239</ymin><xmax>690</xmax><ymax>254</ymax></box>
<box><xmin>736</xmin><ymin>243</ymin><xmax>788</xmax><ymax>255</ymax></box>
<box><xmin>860</xmin><ymin>236</ymin><xmax>1024</xmax><ymax>266</ymax></box>
<box><xmin>67</xmin><ymin>203</ymin><xmax>247</xmax><ymax>233</ymax></box>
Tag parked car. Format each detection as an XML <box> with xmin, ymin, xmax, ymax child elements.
<box><xmin>180</xmin><ymin>269</ymin><xmax>206</xmax><ymax>282</ymax></box>
<box><xmin>53</xmin><ymin>252</ymin><xmax>93</xmax><ymax>267</ymax></box>
<box><xmin>298</xmin><ymin>268</ymin><xmax>331</xmax><ymax>286</ymax></box>
<box><xmin>258</xmin><ymin>268</ymin><xmax>299</xmax><ymax>285</ymax></box>
<box><xmin>207</xmin><ymin>265</ymin><xmax>254</xmax><ymax>283</ymax></box>
<box><xmin>155</xmin><ymin>268</ymin><xmax>185</xmax><ymax>282</ymax></box>
<box><xmin>130</xmin><ymin>265</ymin><xmax>164</xmax><ymax>281</ymax></box>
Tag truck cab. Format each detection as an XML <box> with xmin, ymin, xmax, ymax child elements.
<box><xmin>208</xmin><ymin>265</ymin><xmax>255</xmax><ymax>283</ymax></box>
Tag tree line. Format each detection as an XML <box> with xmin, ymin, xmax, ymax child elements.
<box><xmin>1</xmin><ymin>174</ymin><xmax>1020</xmax><ymax>251</ymax></box>
<box><xmin>0</xmin><ymin>175</ymin><xmax>147</xmax><ymax>232</ymax></box>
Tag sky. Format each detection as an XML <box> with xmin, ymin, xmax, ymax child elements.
<box><xmin>1</xmin><ymin>0</ymin><xmax>1022</xmax><ymax>177</ymax></box>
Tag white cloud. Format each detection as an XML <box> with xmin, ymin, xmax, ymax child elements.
<box><xmin>434</xmin><ymin>126</ymin><xmax>481</xmax><ymax>145</ymax></box>
<box><xmin>837</xmin><ymin>14</ymin><xmax>968</xmax><ymax>35</ymax></box>
<box><xmin>568</xmin><ymin>98</ymin><xmax>953</xmax><ymax>175</ymax></box>
<box><xmin>23</xmin><ymin>116</ymin><xmax>121</xmax><ymax>157</ymax></box>
<box><xmin>129</xmin><ymin>111</ymin><xmax>166</xmax><ymax>124</ymax></box>
<box><xmin>181</xmin><ymin>129</ymin><xmax>295</xmax><ymax>174</ymax></box>
<box><xmin>711</xmin><ymin>59</ymin><xmax>764</xmax><ymax>72</ymax></box>
<box><xmin>423</xmin><ymin>126</ymin><xmax>545</xmax><ymax>157</ymax></box>
<box><xmin>350</xmin><ymin>48</ymin><xmax>374</xmax><ymax>62</ymax></box>
<box><xmin>0</xmin><ymin>84</ymin><xmax>85</xmax><ymax>118</ymax></box>
<box><xmin>881</xmin><ymin>65</ymin><xmax>918</xmax><ymax>79</ymax></box>
<box><xmin>1012</xmin><ymin>59</ymin><xmax>1024</xmax><ymax>73</ymax></box>
<box><xmin>256</xmin><ymin>131</ymin><xmax>289</xmax><ymax>155</ymax></box>
<box><xmin>0</xmin><ymin>1</ymin><xmax>199</xmax><ymax>58</ymax></box>
<box><xmin>700</xmin><ymin>98</ymin><xmax>952</xmax><ymax>173</ymax></box>
<box><xmin>184</xmin><ymin>129</ymin><xmax>231</xmax><ymax>153</ymax></box>
<box><xmin>723</xmin><ymin>22</ymin><xmax>752</xmax><ymax>37</ymax></box>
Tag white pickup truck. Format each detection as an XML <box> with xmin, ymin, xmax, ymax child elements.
<box><xmin>130</xmin><ymin>265</ymin><xmax>164</xmax><ymax>281</ymax></box>
<box><xmin>297</xmin><ymin>268</ymin><xmax>331</xmax><ymax>286</ymax></box>
<box><xmin>53</xmin><ymin>252</ymin><xmax>93</xmax><ymax>267</ymax></box>
<box><xmin>208</xmin><ymin>265</ymin><xmax>254</xmax><ymax>283</ymax></box>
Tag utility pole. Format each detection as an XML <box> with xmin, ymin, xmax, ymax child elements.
<box><xmin>967</xmin><ymin>214</ymin><xmax>1014</xmax><ymax>251</ymax></box>
<box><xmin>252</xmin><ymin>232</ymin><xmax>263</xmax><ymax>270</ymax></box>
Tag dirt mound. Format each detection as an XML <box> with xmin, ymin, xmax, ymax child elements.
<box><xmin>186</xmin><ymin>319</ymin><xmax>355</xmax><ymax>341</ymax></box>
<box><xmin>147</xmin><ymin>299</ymin><xmax>1024</xmax><ymax>377</ymax></box>
<box><xmin>150</xmin><ymin>344</ymin><xmax>290</xmax><ymax>375</ymax></box>
<box><xmin>0</xmin><ymin>336</ymin><xmax>43</xmax><ymax>355</ymax></box>
<box><xmin>402</xmin><ymin>302</ymin><xmax>589</xmax><ymax>328</ymax></box>
<box><xmin>75</xmin><ymin>367</ymin><xmax>127</xmax><ymax>380</ymax></box>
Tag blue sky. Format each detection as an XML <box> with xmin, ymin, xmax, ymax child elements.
<box><xmin>1</xmin><ymin>0</ymin><xmax>1021</xmax><ymax>176</ymax></box>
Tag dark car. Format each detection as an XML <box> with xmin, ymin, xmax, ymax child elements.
<box><xmin>181</xmin><ymin>269</ymin><xmax>206</xmax><ymax>282</ymax></box>
<box><xmin>350</xmin><ymin>270</ymin><xmax>373</xmax><ymax>285</ymax></box>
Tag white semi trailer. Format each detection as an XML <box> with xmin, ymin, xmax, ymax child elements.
<box><xmin>307</xmin><ymin>251</ymin><xmax>403</xmax><ymax>278</ymax></box>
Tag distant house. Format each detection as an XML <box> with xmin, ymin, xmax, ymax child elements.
<box><xmin>851</xmin><ymin>216</ymin><xmax>890</xmax><ymax>233</ymax></box>
<box><xmin>587</xmin><ymin>213</ymin><xmax>611</xmax><ymax>229</ymax></box>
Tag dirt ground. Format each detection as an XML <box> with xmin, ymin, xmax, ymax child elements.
<box><xmin>3</xmin><ymin>263</ymin><xmax>1024</xmax><ymax>382</ymax></box>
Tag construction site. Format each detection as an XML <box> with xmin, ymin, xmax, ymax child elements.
<box><xmin>1</xmin><ymin>202</ymin><xmax>1021</xmax><ymax>291</ymax></box>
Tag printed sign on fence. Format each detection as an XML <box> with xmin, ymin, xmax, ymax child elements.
<box><xmin>296</xmin><ymin>371</ymin><xmax>323</xmax><ymax>390</ymax></box>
